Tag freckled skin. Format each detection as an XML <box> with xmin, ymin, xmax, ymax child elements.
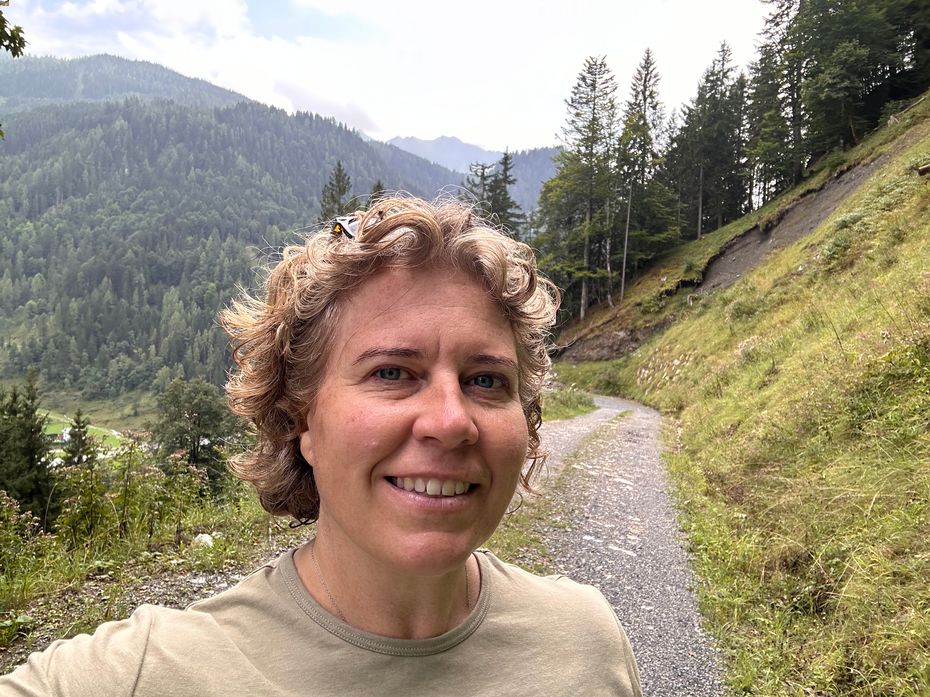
<box><xmin>300</xmin><ymin>266</ymin><xmax>529</xmax><ymax>579</ymax></box>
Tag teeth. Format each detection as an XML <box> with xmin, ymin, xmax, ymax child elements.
<box><xmin>391</xmin><ymin>477</ymin><xmax>471</xmax><ymax>497</ymax></box>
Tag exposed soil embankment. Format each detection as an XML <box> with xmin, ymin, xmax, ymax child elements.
<box><xmin>697</xmin><ymin>154</ymin><xmax>889</xmax><ymax>293</ymax></box>
<box><xmin>558</xmin><ymin>318</ymin><xmax>672</xmax><ymax>363</ymax></box>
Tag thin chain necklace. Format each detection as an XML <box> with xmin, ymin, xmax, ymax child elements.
<box><xmin>307</xmin><ymin>542</ymin><xmax>472</xmax><ymax>625</ymax></box>
<box><xmin>308</xmin><ymin>541</ymin><xmax>347</xmax><ymax>622</ymax></box>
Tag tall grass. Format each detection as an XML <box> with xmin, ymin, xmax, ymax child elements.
<box><xmin>558</xmin><ymin>103</ymin><xmax>930</xmax><ymax>694</ymax></box>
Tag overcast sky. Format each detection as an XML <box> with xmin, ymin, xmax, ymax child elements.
<box><xmin>7</xmin><ymin>0</ymin><xmax>770</xmax><ymax>152</ymax></box>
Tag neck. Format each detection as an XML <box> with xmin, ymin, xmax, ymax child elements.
<box><xmin>295</xmin><ymin>525</ymin><xmax>478</xmax><ymax>640</ymax></box>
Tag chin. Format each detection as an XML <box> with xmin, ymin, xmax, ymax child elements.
<box><xmin>384</xmin><ymin>530</ymin><xmax>489</xmax><ymax>575</ymax></box>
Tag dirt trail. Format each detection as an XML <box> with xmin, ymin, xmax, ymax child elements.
<box><xmin>538</xmin><ymin>397</ymin><xmax>724</xmax><ymax>697</ymax></box>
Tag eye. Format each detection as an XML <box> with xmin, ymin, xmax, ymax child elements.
<box><xmin>375</xmin><ymin>367</ymin><xmax>407</xmax><ymax>381</ymax></box>
<box><xmin>469</xmin><ymin>374</ymin><xmax>506</xmax><ymax>390</ymax></box>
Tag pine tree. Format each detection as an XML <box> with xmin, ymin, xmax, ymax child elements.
<box><xmin>485</xmin><ymin>150</ymin><xmax>524</xmax><ymax>237</ymax></box>
<box><xmin>662</xmin><ymin>43</ymin><xmax>749</xmax><ymax>238</ymax></box>
<box><xmin>614</xmin><ymin>48</ymin><xmax>678</xmax><ymax>290</ymax></box>
<box><xmin>61</xmin><ymin>409</ymin><xmax>98</xmax><ymax>468</ymax></box>
<box><xmin>0</xmin><ymin>372</ymin><xmax>54</xmax><ymax>526</ymax></box>
<box><xmin>463</xmin><ymin>162</ymin><xmax>492</xmax><ymax>204</ymax></box>
<box><xmin>538</xmin><ymin>56</ymin><xmax>618</xmax><ymax>320</ymax></box>
<box><xmin>368</xmin><ymin>179</ymin><xmax>386</xmax><ymax>206</ymax></box>
<box><xmin>620</xmin><ymin>48</ymin><xmax>664</xmax><ymax>189</ymax></box>
<box><xmin>319</xmin><ymin>161</ymin><xmax>352</xmax><ymax>223</ymax></box>
<box><xmin>746</xmin><ymin>42</ymin><xmax>794</xmax><ymax>204</ymax></box>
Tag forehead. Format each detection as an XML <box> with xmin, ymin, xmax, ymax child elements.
<box><xmin>330</xmin><ymin>265</ymin><xmax>517</xmax><ymax>360</ymax></box>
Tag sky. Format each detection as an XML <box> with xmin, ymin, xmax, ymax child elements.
<box><xmin>6</xmin><ymin>0</ymin><xmax>771</xmax><ymax>152</ymax></box>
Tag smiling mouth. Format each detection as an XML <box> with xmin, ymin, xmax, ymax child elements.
<box><xmin>387</xmin><ymin>476</ymin><xmax>473</xmax><ymax>497</ymax></box>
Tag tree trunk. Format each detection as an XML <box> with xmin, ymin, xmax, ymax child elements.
<box><xmin>605</xmin><ymin>197</ymin><xmax>614</xmax><ymax>308</ymax></box>
<box><xmin>580</xmin><ymin>209</ymin><xmax>590</xmax><ymax>321</ymax></box>
<box><xmin>621</xmin><ymin>182</ymin><xmax>632</xmax><ymax>301</ymax></box>
<box><xmin>697</xmin><ymin>164</ymin><xmax>704</xmax><ymax>240</ymax></box>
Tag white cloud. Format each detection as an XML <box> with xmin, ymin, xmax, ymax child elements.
<box><xmin>14</xmin><ymin>0</ymin><xmax>770</xmax><ymax>151</ymax></box>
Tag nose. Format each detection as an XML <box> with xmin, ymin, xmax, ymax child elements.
<box><xmin>412</xmin><ymin>376</ymin><xmax>479</xmax><ymax>448</ymax></box>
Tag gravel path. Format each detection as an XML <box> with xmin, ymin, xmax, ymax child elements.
<box><xmin>538</xmin><ymin>396</ymin><xmax>725</xmax><ymax>697</ymax></box>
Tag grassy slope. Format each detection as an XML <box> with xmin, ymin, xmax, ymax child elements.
<box><xmin>556</xmin><ymin>96</ymin><xmax>930</xmax><ymax>695</ymax></box>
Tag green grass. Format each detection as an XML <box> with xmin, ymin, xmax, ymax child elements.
<box><xmin>556</xmin><ymin>94</ymin><xmax>930</xmax><ymax>694</ymax></box>
<box><xmin>39</xmin><ymin>388</ymin><xmax>157</xmax><ymax>432</ymax></box>
<box><xmin>541</xmin><ymin>384</ymin><xmax>597</xmax><ymax>421</ymax></box>
<box><xmin>43</xmin><ymin>412</ymin><xmax>123</xmax><ymax>449</ymax></box>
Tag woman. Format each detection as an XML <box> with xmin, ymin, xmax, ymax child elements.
<box><xmin>1</xmin><ymin>196</ymin><xmax>641</xmax><ymax>695</ymax></box>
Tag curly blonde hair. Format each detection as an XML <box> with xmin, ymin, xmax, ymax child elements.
<box><xmin>221</xmin><ymin>195</ymin><xmax>559</xmax><ymax>522</ymax></box>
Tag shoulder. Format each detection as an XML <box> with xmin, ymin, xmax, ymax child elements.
<box><xmin>0</xmin><ymin>555</ymin><xmax>289</xmax><ymax>696</ymax></box>
<box><xmin>476</xmin><ymin>551</ymin><xmax>642</xmax><ymax>696</ymax></box>
<box><xmin>0</xmin><ymin>604</ymin><xmax>189</xmax><ymax>696</ymax></box>
<box><xmin>480</xmin><ymin>550</ymin><xmax>616</xmax><ymax>617</ymax></box>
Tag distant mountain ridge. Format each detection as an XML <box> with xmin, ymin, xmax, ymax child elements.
<box><xmin>388</xmin><ymin>135</ymin><xmax>559</xmax><ymax>212</ymax></box>
<box><xmin>0</xmin><ymin>54</ymin><xmax>249</xmax><ymax>110</ymax></box>
<box><xmin>388</xmin><ymin>135</ymin><xmax>498</xmax><ymax>173</ymax></box>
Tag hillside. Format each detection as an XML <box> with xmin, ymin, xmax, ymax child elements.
<box><xmin>0</xmin><ymin>54</ymin><xmax>248</xmax><ymax>110</ymax></box>
<box><xmin>0</xmin><ymin>64</ymin><xmax>462</xmax><ymax>404</ymax></box>
<box><xmin>556</xmin><ymin>93</ymin><xmax>930</xmax><ymax>695</ymax></box>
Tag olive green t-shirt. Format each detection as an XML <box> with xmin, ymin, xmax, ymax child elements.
<box><xmin>1</xmin><ymin>550</ymin><xmax>642</xmax><ymax>696</ymax></box>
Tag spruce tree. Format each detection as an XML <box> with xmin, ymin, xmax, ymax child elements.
<box><xmin>485</xmin><ymin>151</ymin><xmax>523</xmax><ymax>237</ymax></box>
<box><xmin>746</xmin><ymin>42</ymin><xmax>794</xmax><ymax>204</ymax></box>
<box><xmin>463</xmin><ymin>162</ymin><xmax>492</xmax><ymax>204</ymax></box>
<box><xmin>319</xmin><ymin>161</ymin><xmax>352</xmax><ymax>223</ymax></box>
<box><xmin>0</xmin><ymin>372</ymin><xmax>54</xmax><ymax>526</ymax></box>
<box><xmin>368</xmin><ymin>179</ymin><xmax>386</xmax><ymax>206</ymax></box>
<box><xmin>61</xmin><ymin>409</ymin><xmax>98</xmax><ymax>468</ymax></box>
<box><xmin>537</xmin><ymin>55</ymin><xmax>618</xmax><ymax>320</ymax></box>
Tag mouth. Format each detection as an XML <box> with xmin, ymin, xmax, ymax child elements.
<box><xmin>386</xmin><ymin>476</ymin><xmax>473</xmax><ymax>497</ymax></box>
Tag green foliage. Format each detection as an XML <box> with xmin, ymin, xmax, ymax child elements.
<box><xmin>662</xmin><ymin>43</ymin><xmax>750</xmax><ymax>240</ymax></box>
<box><xmin>541</xmin><ymin>385</ymin><xmax>596</xmax><ymax>421</ymax></box>
<box><xmin>0</xmin><ymin>6</ymin><xmax>26</xmax><ymax>139</ymax></box>
<box><xmin>55</xmin><ymin>410</ymin><xmax>110</xmax><ymax>547</ymax></box>
<box><xmin>536</xmin><ymin>56</ymin><xmax>618</xmax><ymax>318</ymax></box>
<box><xmin>151</xmin><ymin>378</ymin><xmax>236</xmax><ymax>488</ymax></box>
<box><xmin>463</xmin><ymin>152</ymin><xmax>524</xmax><ymax>237</ymax></box>
<box><xmin>0</xmin><ymin>372</ymin><xmax>54</xmax><ymax>526</ymax></box>
<box><xmin>318</xmin><ymin>160</ymin><xmax>353</xmax><ymax>222</ymax></box>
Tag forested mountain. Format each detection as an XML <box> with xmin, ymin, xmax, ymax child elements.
<box><xmin>388</xmin><ymin>135</ymin><xmax>559</xmax><ymax>212</ymax></box>
<box><xmin>0</xmin><ymin>54</ymin><xmax>247</xmax><ymax>110</ymax></box>
<box><xmin>0</xmin><ymin>84</ymin><xmax>461</xmax><ymax>398</ymax></box>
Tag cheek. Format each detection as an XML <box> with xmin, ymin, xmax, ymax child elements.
<box><xmin>493</xmin><ymin>414</ymin><xmax>530</xmax><ymax>474</ymax></box>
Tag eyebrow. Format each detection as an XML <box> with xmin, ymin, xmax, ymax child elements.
<box><xmin>352</xmin><ymin>347</ymin><xmax>423</xmax><ymax>365</ymax></box>
<box><xmin>352</xmin><ymin>347</ymin><xmax>518</xmax><ymax>372</ymax></box>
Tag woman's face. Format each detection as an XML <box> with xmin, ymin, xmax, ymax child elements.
<box><xmin>300</xmin><ymin>265</ymin><xmax>528</xmax><ymax>576</ymax></box>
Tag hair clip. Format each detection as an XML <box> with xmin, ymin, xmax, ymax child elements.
<box><xmin>332</xmin><ymin>216</ymin><xmax>358</xmax><ymax>240</ymax></box>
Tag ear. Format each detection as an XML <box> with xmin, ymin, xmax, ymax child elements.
<box><xmin>298</xmin><ymin>429</ymin><xmax>315</xmax><ymax>467</ymax></box>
